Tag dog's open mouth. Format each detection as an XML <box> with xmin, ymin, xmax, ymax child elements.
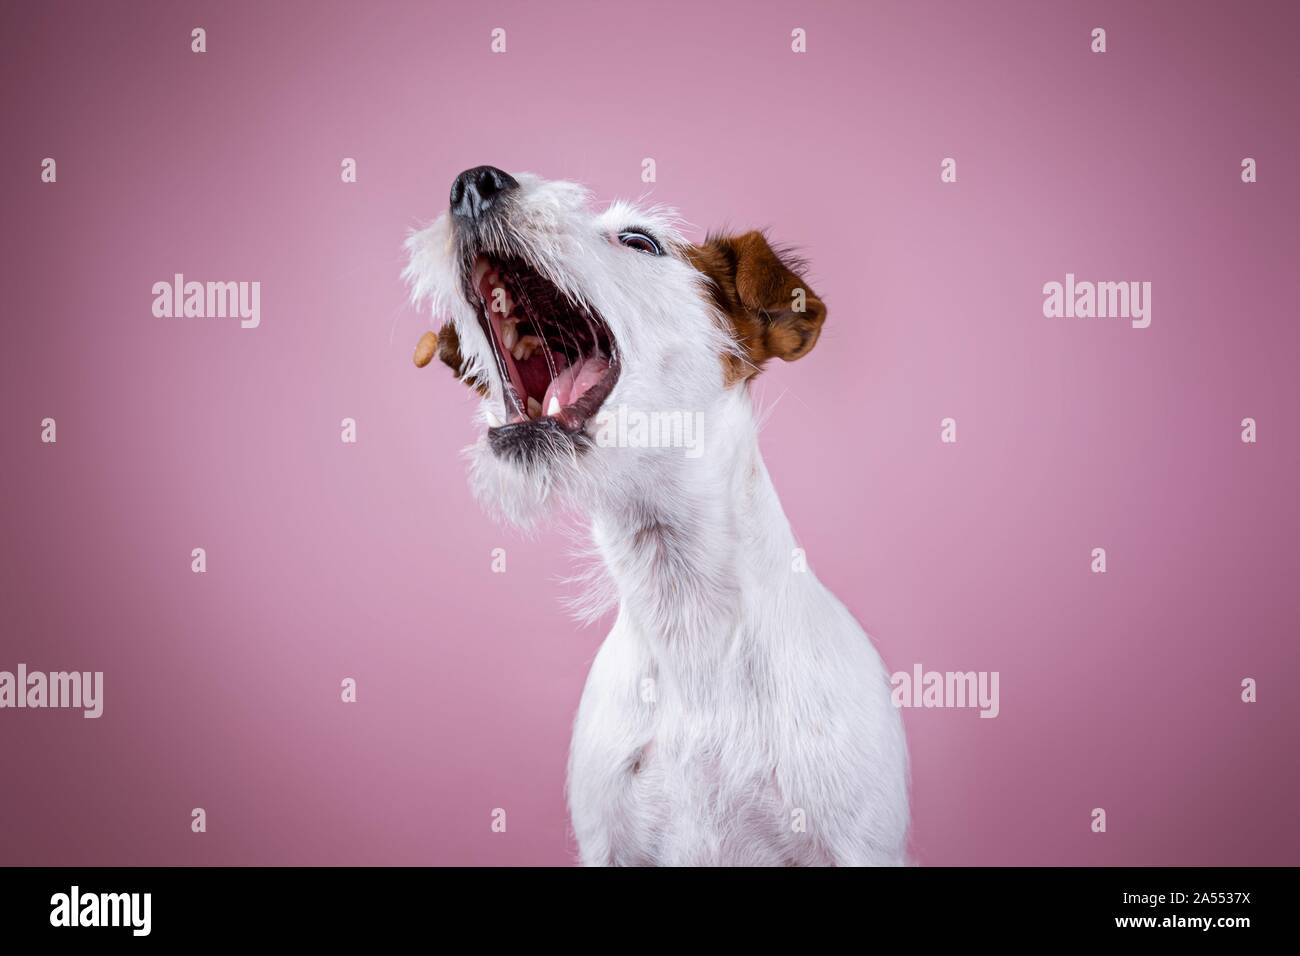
<box><xmin>468</xmin><ymin>254</ymin><xmax>620</xmax><ymax>435</ymax></box>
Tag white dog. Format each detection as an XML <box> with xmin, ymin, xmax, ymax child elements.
<box><xmin>405</xmin><ymin>167</ymin><xmax>909</xmax><ymax>865</ymax></box>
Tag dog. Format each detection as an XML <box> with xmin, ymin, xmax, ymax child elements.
<box><xmin>404</xmin><ymin>167</ymin><xmax>909</xmax><ymax>865</ymax></box>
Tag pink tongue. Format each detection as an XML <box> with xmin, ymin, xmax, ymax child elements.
<box><xmin>542</xmin><ymin>354</ymin><xmax>609</xmax><ymax>413</ymax></box>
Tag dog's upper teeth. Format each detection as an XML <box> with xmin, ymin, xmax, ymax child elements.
<box><xmin>546</xmin><ymin>396</ymin><xmax>561</xmax><ymax>417</ymax></box>
<box><xmin>486</xmin><ymin>408</ymin><xmax>503</xmax><ymax>428</ymax></box>
<box><xmin>526</xmin><ymin>397</ymin><xmax>542</xmax><ymax>419</ymax></box>
<box><xmin>512</xmin><ymin>335</ymin><xmax>542</xmax><ymax>361</ymax></box>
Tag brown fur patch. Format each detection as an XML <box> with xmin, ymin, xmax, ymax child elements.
<box><xmin>687</xmin><ymin>230</ymin><xmax>826</xmax><ymax>385</ymax></box>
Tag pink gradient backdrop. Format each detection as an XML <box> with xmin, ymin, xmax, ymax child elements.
<box><xmin>2</xmin><ymin>0</ymin><xmax>1297</xmax><ymax>866</ymax></box>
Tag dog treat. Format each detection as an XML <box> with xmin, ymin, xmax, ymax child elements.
<box><xmin>413</xmin><ymin>330</ymin><xmax>439</xmax><ymax>368</ymax></box>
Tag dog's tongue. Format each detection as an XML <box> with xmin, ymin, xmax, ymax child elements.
<box><xmin>543</xmin><ymin>354</ymin><xmax>609</xmax><ymax>413</ymax></box>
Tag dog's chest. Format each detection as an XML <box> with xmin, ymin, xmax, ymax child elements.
<box><xmin>592</xmin><ymin>716</ymin><xmax>795</xmax><ymax>866</ymax></box>
<box><xmin>567</xmin><ymin>627</ymin><xmax>823</xmax><ymax>866</ymax></box>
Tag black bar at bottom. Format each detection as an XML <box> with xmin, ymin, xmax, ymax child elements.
<box><xmin>0</xmin><ymin>866</ymin><xmax>1283</xmax><ymax>942</ymax></box>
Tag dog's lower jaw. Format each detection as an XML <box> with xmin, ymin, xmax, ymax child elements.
<box><xmin>565</xmin><ymin>390</ymin><xmax>911</xmax><ymax>866</ymax></box>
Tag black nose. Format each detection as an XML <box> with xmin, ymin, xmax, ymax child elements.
<box><xmin>450</xmin><ymin>166</ymin><xmax>519</xmax><ymax>220</ymax></box>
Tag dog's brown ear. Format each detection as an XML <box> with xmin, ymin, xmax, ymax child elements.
<box><xmin>419</xmin><ymin>321</ymin><xmax>488</xmax><ymax>395</ymax></box>
<box><xmin>688</xmin><ymin>230</ymin><xmax>826</xmax><ymax>384</ymax></box>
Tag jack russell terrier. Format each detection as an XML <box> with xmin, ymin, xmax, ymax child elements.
<box><xmin>404</xmin><ymin>167</ymin><xmax>909</xmax><ymax>866</ymax></box>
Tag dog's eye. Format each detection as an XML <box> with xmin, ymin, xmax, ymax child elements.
<box><xmin>618</xmin><ymin>231</ymin><xmax>661</xmax><ymax>256</ymax></box>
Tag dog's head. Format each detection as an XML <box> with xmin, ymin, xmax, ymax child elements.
<box><xmin>403</xmin><ymin>167</ymin><xmax>825</xmax><ymax>526</ymax></box>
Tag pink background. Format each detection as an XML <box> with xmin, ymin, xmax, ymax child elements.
<box><xmin>2</xmin><ymin>0</ymin><xmax>1297</xmax><ymax>866</ymax></box>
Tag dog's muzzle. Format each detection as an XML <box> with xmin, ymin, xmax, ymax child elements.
<box><xmin>444</xmin><ymin>166</ymin><xmax>622</xmax><ymax>450</ymax></box>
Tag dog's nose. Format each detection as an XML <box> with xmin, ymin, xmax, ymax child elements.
<box><xmin>450</xmin><ymin>166</ymin><xmax>519</xmax><ymax>220</ymax></box>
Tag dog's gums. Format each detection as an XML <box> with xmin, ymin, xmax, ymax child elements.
<box><xmin>470</xmin><ymin>254</ymin><xmax>620</xmax><ymax>434</ymax></box>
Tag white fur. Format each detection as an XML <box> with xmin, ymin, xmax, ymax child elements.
<box><xmin>405</xmin><ymin>173</ymin><xmax>909</xmax><ymax>865</ymax></box>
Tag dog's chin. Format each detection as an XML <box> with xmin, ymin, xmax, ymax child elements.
<box><xmin>487</xmin><ymin>416</ymin><xmax>591</xmax><ymax>466</ymax></box>
<box><xmin>468</xmin><ymin>425</ymin><xmax>599</xmax><ymax>529</ymax></box>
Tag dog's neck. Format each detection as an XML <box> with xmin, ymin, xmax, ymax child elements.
<box><xmin>589</xmin><ymin>388</ymin><xmax>809</xmax><ymax>668</ymax></box>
